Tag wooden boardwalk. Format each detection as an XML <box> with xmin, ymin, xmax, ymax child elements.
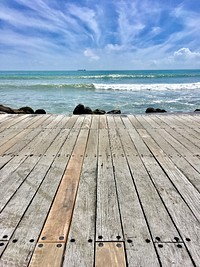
<box><xmin>0</xmin><ymin>113</ymin><xmax>200</xmax><ymax>267</ymax></box>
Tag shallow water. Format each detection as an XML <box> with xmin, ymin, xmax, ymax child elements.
<box><xmin>1</xmin><ymin>70</ymin><xmax>200</xmax><ymax>114</ymax></box>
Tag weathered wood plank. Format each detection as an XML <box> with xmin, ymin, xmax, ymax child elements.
<box><xmin>127</xmin><ymin>115</ymin><xmax>143</xmax><ymax>129</ymax></box>
<box><xmin>117</xmin><ymin>128</ymin><xmax>181</xmax><ymax>243</ymax></box>
<box><xmin>0</xmin><ymin>156</ymin><xmax>70</xmax><ymax>267</ymax></box>
<box><xmin>2</xmin><ymin>128</ymin><xmax>42</xmax><ymax>156</ymax></box>
<box><xmin>108</xmin><ymin>128</ymin><xmax>160</xmax><ymax>266</ymax></box>
<box><xmin>99</xmin><ymin>115</ymin><xmax>107</xmax><ymax>129</ymax></box>
<box><xmin>0</xmin><ymin>155</ymin><xmax>40</xmax><ymax>213</ymax></box>
<box><xmin>38</xmin><ymin>129</ymin><xmax>89</xmax><ymax>243</ymax></box>
<box><xmin>155</xmin><ymin>243</ymin><xmax>195</xmax><ymax>267</ymax></box>
<box><xmin>29</xmin><ymin>243</ymin><xmax>64</xmax><ymax>267</ymax></box>
<box><xmin>138</xmin><ymin>128</ymin><xmax>200</xmax><ymax>222</ymax></box>
<box><xmin>0</xmin><ymin>241</ymin><xmax>7</xmax><ymax>257</ymax></box>
<box><xmin>95</xmin><ymin>242</ymin><xmax>126</xmax><ymax>267</ymax></box>
<box><xmin>63</xmin><ymin>129</ymin><xmax>98</xmax><ymax>267</ymax></box>
<box><xmin>0</xmin><ymin>115</ymin><xmax>30</xmax><ymax>129</ymax></box>
<box><xmin>146</xmin><ymin>127</ymin><xmax>200</xmax><ymax>192</ymax></box>
<box><xmin>0</xmin><ymin>128</ymin><xmax>34</xmax><ymax>155</ymax></box>
<box><xmin>91</xmin><ymin>115</ymin><xmax>99</xmax><ymax>129</ymax></box>
<box><xmin>138</xmin><ymin>154</ymin><xmax>200</xmax><ymax>266</ymax></box>
<box><xmin>81</xmin><ymin>115</ymin><xmax>92</xmax><ymax>129</ymax></box>
<box><xmin>96</xmin><ymin>129</ymin><xmax>122</xmax><ymax>241</ymax></box>
<box><xmin>0</xmin><ymin>156</ymin><xmax>12</xmax><ymax>169</ymax></box>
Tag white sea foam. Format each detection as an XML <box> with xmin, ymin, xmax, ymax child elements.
<box><xmin>93</xmin><ymin>82</ymin><xmax>200</xmax><ymax>91</ymax></box>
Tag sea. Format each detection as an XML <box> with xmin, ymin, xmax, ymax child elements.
<box><xmin>1</xmin><ymin>69</ymin><xmax>200</xmax><ymax>114</ymax></box>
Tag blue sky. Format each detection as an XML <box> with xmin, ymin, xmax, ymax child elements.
<box><xmin>0</xmin><ymin>0</ymin><xmax>200</xmax><ymax>70</ymax></box>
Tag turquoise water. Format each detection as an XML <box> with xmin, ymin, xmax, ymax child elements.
<box><xmin>1</xmin><ymin>70</ymin><xmax>200</xmax><ymax>114</ymax></box>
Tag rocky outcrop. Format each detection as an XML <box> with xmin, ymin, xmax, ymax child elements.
<box><xmin>107</xmin><ymin>110</ymin><xmax>121</xmax><ymax>114</ymax></box>
<box><xmin>73</xmin><ymin>104</ymin><xmax>121</xmax><ymax>115</ymax></box>
<box><xmin>146</xmin><ymin>107</ymin><xmax>167</xmax><ymax>113</ymax></box>
<box><xmin>194</xmin><ymin>109</ymin><xmax>200</xmax><ymax>112</ymax></box>
<box><xmin>0</xmin><ymin>104</ymin><xmax>46</xmax><ymax>114</ymax></box>
<box><xmin>35</xmin><ymin>109</ymin><xmax>46</xmax><ymax>114</ymax></box>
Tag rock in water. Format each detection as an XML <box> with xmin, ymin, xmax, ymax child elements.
<box><xmin>146</xmin><ymin>107</ymin><xmax>167</xmax><ymax>113</ymax></box>
<box><xmin>84</xmin><ymin>106</ymin><xmax>93</xmax><ymax>114</ymax></box>
<box><xmin>73</xmin><ymin>104</ymin><xmax>85</xmax><ymax>114</ymax></box>
<box><xmin>35</xmin><ymin>109</ymin><xmax>46</xmax><ymax>114</ymax></box>
<box><xmin>0</xmin><ymin>104</ymin><xmax>15</xmax><ymax>114</ymax></box>
<box><xmin>93</xmin><ymin>109</ymin><xmax>106</xmax><ymax>115</ymax></box>
<box><xmin>107</xmin><ymin>110</ymin><xmax>121</xmax><ymax>114</ymax></box>
<box><xmin>18</xmin><ymin>106</ymin><xmax>35</xmax><ymax>114</ymax></box>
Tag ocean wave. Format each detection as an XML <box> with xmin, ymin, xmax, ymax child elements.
<box><xmin>1</xmin><ymin>72</ymin><xmax>200</xmax><ymax>81</ymax></box>
<box><xmin>1</xmin><ymin>82</ymin><xmax>200</xmax><ymax>91</ymax></box>
<box><xmin>93</xmin><ymin>82</ymin><xmax>200</xmax><ymax>91</ymax></box>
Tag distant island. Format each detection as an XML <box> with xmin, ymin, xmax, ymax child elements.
<box><xmin>77</xmin><ymin>69</ymin><xmax>86</xmax><ymax>71</ymax></box>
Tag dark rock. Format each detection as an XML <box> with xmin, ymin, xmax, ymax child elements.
<box><xmin>194</xmin><ymin>109</ymin><xmax>200</xmax><ymax>112</ymax></box>
<box><xmin>35</xmin><ymin>109</ymin><xmax>46</xmax><ymax>114</ymax></box>
<box><xmin>18</xmin><ymin>106</ymin><xmax>35</xmax><ymax>114</ymax></box>
<box><xmin>146</xmin><ymin>107</ymin><xmax>167</xmax><ymax>113</ymax></box>
<box><xmin>0</xmin><ymin>104</ymin><xmax>15</xmax><ymax>114</ymax></box>
<box><xmin>84</xmin><ymin>106</ymin><xmax>93</xmax><ymax>114</ymax></box>
<box><xmin>93</xmin><ymin>109</ymin><xmax>106</xmax><ymax>115</ymax></box>
<box><xmin>107</xmin><ymin>109</ymin><xmax>121</xmax><ymax>114</ymax></box>
<box><xmin>73</xmin><ymin>104</ymin><xmax>85</xmax><ymax>115</ymax></box>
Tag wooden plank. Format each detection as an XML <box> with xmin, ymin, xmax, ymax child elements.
<box><xmin>17</xmin><ymin>128</ymin><xmax>61</xmax><ymax>156</ymax></box>
<box><xmin>153</xmin><ymin>128</ymin><xmax>200</xmax><ymax>173</ymax></box>
<box><xmin>127</xmin><ymin>115</ymin><xmax>143</xmax><ymax>129</ymax></box>
<box><xmin>146</xmin><ymin>127</ymin><xmax>200</xmax><ymax>192</ymax></box>
<box><xmin>81</xmin><ymin>115</ymin><xmax>92</xmax><ymax>129</ymax></box>
<box><xmin>91</xmin><ymin>115</ymin><xmax>99</xmax><ymax>129</ymax></box>
<box><xmin>3</xmin><ymin>128</ymin><xmax>44</xmax><ymax>156</ymax></box>
<box><xmin>0</xmin><ymin>155</ymin><xmax>40</xmax><ymax>212</ymax></box>
<box><xmin>0</xmin><ymin>156</ymin><xmax>12</xmax><ymax>169</ymax></box>
<box><xmin>113</xmin><ymin>116</ymin><xmax>125</xmax><ymax>129</ymax></box>
<box><xmin>95</xmin><ymin>242</ymin><xmax>126</xmax><ymax>267</ymax></box>
<box><xmin>25</xmin><ymin>115</ymin><xmax>51</xmax><ymax>129</ymax></box>
<box><xmin>135</xmin><ymin>114</ymin><xmax>152</xmax><ymax>129</ymax></box>
<box><xmin>38</xmin><ymin>129</ymin><xmax>89</xmax><ymax>243</ymax></box>
<box><xmin>138</xmin><ymin>128</ymin><xmax>200</xmax><ymax>222</ymax></box>
<box><xmin>0</xmin><ymin>128</ymin><xmax>34</xmax><ymax>155</ymax></box>
<box><xmin>64</xmin><ymin>115</ymin><xmax>78</xmax><ymax>128</ymax></box>
<box><xmin>29</xmin><ymin>243</ymin><xmax>64</xmax><ymax>267</ymax></box>
<box><xmin>155</xmin><ymin>243</ymin><xmax>195</xmax><ymax>267</ymax></box>
<box><xmin>107</xmin><ymin>115</ymin><xmax>116</xmax><ymax>129</ymax></box>
<box><xmin>143</xmin><ymin>115</ymin><xmax>161</xmax><ymax>128</ymax></box>
<box><xmin>117</xmin><ymin>128</ymin><xmax>181</xmax><ymax>243</ymax></box>
<box><xmin>96</xmin><ymin>129</ymin><xmax>122</xmax><ymax>241</ymax></box>
<box><xmin>138</xmin><ymin>154</ymin><xmax>200</xmax><ymax>266</ymax></box>
<box><xmin>99</xmin><ymin>115</ymin><xmax>107</xmax><ymax>129</ymax></box>
<box><xmin>0</xmin><ymin>115</ymin><xmax>29</xmax><ymax>129</ymax></box>
<box><xmin>164</xmin><ymin>127</ymin><xmax>200</xmax><ymax>155</ymax></box>
<box><xmin>63</xmin><ymin>129</ymin><xmax>98</xmax><ymax>267</ymax></box>
<box><xmin>0</xmin><ymin>241</ymin><xmax>7</xmax><ymax>257</ymax></box>
<box><xmin>108</xmin><ymin>129</ymin><xmax>160</xmax><ymax>266</ymax></box>
<box><xmin>72</xmin><ymin>116</ymin><xmax>85</xmax><ymax>129</ymax></box>
<box><xmin>0</xmin><ymin>155</ymin><xmax>70</xmax><ymax>267</ymax></box>
<box><xmin>0</xmin><ymin>128</ymin><xmax>26</xmax><ymax>147</ymax></box>
<box><xmin>44</xmin><ymin>115</ymin><xmax>64</xmax><ymax>128</ymax></box>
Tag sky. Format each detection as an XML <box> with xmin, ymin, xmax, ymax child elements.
<box><xmin>0</xmin><ymin>0</ymin><xmax>200</xmax><ymax>70</ymax></box>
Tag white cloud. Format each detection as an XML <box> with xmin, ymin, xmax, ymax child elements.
<box><xmin>84</xmin><ymin>48</ymin><xmax>100</xmax><ymax>61</ymax></box>
<box><xmin>174</xmin><ymin>48</ymin><xmax>200</xmax><ymax>60</ymax></box>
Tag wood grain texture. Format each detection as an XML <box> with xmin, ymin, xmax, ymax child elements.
<box><xmin>38</xmin><ymin>129</ymin><xmax>89</xmax><ymax>242</ymax></box>
<box><xmin>63</xmin><ymin>129</ymin><xmax>98</xmax><ymax>267</ymax></box>
<box><xmin>29</xmin><ymin>243</ymin><xmax>64</xmax><ymax>267</ymax></box>
<box><xmin>95</xmin><ymin>242</ymin><xmax>126</xmax><ymax>267</ymax></box>
<box><xmin>96</xmin><ymin>129</ymin><xmax>122</xmax><ymax>241</ymax></box>
<box><xmin>155</xmin><ymin>243</ymin><xmax>195</xmax><ymax>267</ymax></box>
